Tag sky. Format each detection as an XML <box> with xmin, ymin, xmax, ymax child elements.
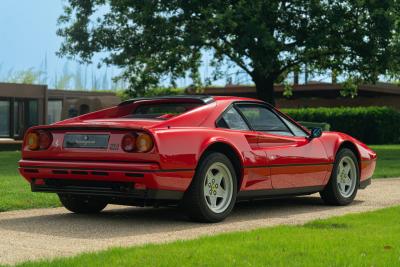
<box><xmin>0</xmin><ymin>0</ymin><xmax>63</xmax><ymax>71</ymax></box>
<box><xmin>0</xmin><ymin>0</ymin><xmax>132</xmax><ymax>90</ymax></box>
<box><xmin>0</xmin><ymin>1</ymin><xmax>65</xmax><ymax>77</ymax></box>
<box><xmin>0</xmin><ymin>0</ymin><xmax>251</xmax><ymax>90</ymax></box>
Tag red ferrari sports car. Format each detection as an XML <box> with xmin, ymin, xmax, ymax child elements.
<box><xmin>19</xmin><ymin>95</ymin><xmax>376</xmax><ymax>222</ymax></box>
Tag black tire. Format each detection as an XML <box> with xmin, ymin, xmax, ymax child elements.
<box><xmin>58</xmin><ymin>194</ymin><xmax>108</xmax><ymax>214</ymax></box>
<box><xmin>182</xmin><ymin>152</ymin><xmax>237</xmax><ymax>223</ymax></box>
<box><xmin>320</xmin><ymin>148</ymin><xmax>359</xmax><ymax>205</ymax></box>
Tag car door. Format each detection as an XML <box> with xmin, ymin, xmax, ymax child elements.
<box><xmin>216</xmin><ymin>106</ymin><xmax>271</xmax><ymax>191</ymax></box>
<box><xmin>236</xmin><ymin>103</ymin><xmax>331</xmax><ymax>190</ymax></box>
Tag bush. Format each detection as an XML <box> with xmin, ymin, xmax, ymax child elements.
<box><xmin>283</xmin><ymin>107</ymin><xmax>400</xmax><ymax>144</ymax></box>
<box><xmin>143</xmin><ymin>87</ymin><xmax>184</xmax><ymax>97</ymax></box>
<box><xmin>117</xmin><ymin>87</ymin><xmax>185</xmax><ymax>100</ymax></box>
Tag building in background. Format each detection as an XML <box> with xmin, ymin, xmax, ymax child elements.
<box><xmin>0</xmin><ymin>83</ymin><xmax>120</xmax><ymax>140</ymax></box>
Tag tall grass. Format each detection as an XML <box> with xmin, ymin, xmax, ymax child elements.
<box><xmin>0</xmin><ymin>60</ymin><xmax>127</xmax><ymax>92</ymax></box>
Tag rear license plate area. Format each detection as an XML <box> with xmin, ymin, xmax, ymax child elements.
<box><xmin>64</xmin><ymin>134</ymin><xmax>110</xmax><ymax>149</ymax></box>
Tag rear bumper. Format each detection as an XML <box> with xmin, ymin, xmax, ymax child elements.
<box><xmin>19</xmin><ymin>159</ymin><xmax>194</xmax><ymax>195</ymax></box>
<box><xmin>31</xmin><ymin>179</ymin><xmax>183</xmax><ymax>202</ymax></box>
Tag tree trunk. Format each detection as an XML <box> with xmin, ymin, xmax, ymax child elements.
<box><xmin>293</xmin><ymin>71</ymin><xmax>299</xmax><ymax>85</ymax></box>
<box><xmin>331</xmin><ymin>69</ymin><xmax>338</xmax><ymax>84</ymax></box>
<box><xmin>254</xmin><ymin>76</ymin><xmax>276</xmax><ymax>106</ymax></box>
<box><xmin>304</xmin><ymin>64</ymin><xmax>309</xmax><ymax>84</ymax></box>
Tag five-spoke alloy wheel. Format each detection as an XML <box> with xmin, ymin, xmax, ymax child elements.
<box><xmin>182</xmin><ymin>152</ymin><xmax>237</xmax><ymax>222</ymax></box>
<box><xmin>320</xmin><ymin>148</ymin><xmax>359</xmax><ymax>205</ymax></box>
<box><xmin>336</xmin><ymin>156</ymin><xmax>357</xmax><ymax>198</ymax></box>
<box><xmin>203</xmin><ymin>162</ymin><xmax>234</xmax><ymax>214</ymax></box>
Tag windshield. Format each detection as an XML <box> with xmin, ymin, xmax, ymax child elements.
<box><xmin>126</xmin><ymin>102</ymin><xmax>203</xmax><ymax>119</ymax></box>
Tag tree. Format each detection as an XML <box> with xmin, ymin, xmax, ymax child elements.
<box><xmin>57</xmin><ymin>0</ymin><xmax>400</xmax><ymax>106</ymax></box>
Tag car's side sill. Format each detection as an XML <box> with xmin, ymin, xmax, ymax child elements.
<box><xmin>237</xmin><ymin>185</ymin><xmax>325</xmax><ymax>200</ymax></box>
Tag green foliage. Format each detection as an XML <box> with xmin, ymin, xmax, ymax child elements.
<box><xmin>116</xmin><ymin>87</ymin><xmax>184</xmax><ymax>100</ymax></box>
<box><xmin>284</xmin><ymin>107</ymin><xmax>400</xmax><ymax>144</ymax></box>
<box><xmin>0</xmin><ymin>59</ymin><xmax>126</xmax><ymax>91</ymax></box>
<box><xmin>115</xmin><ymin>90</ymin><xmax>131</xmax><ymax>101</ymax></box>
<box><xmin>298</xmin><ymin>121</ymin><xmax>330</xmax><ymax>131</ymax></box>
<box><xmin>283</xmin><ymin>82</ymin><xmax>293</xmax><ymax>98</ymax></box>
<box><xmin>370</xmin><ymin>145</ymin><xmax>400</xmax><ymax>178</ymax></box>
<box><xmin>17</xmin><ymin>206</ymin><xmax>400</xmax><ymax>267</ymax></box>
<box><xmin>340</xmin><ymin>77</ymin><xmax>359</xmax><ymax>98</ymax></box>
<box><xmin>142</xmin><ymin>87</ymin><xmax>184</xmax><ymax>97</ymax></box>
<box><xmin>5</xmin><ymin>68</ymin><xmax>44</xmax><ymax>84</ymax></box>
<box><xmin>54</xmin><ymin>65</ymin><xmax>73</xmax><ymax>89</ymax></box>
<box><xmin>57</xmin><ymin>1</ymin><xmax>400</xmax><ymax>104</ymax></box>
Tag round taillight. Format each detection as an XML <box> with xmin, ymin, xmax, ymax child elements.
<box><xmin>27</xmin><ymin>132</ymin><xmax>39</xmax><ymax>150</ymax></box>
<box><xmin>122</xmin><ymin>134</ymin><xmax>136</xmax><ymax>152</ymax></box>
<box><xmin>39</xmin><ymin>131</ymin><xmax>53</xmax><ymax>150</ymax></box>
<box><xmin>136</xmin><ymin>133</ymin><xmax>154</xmax><ymax>152</ymax></box>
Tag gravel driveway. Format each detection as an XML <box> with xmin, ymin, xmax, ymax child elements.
<box><xmin>1</xmin><ymin>178</ymin><xmax>400</xmax><ymax>265</ymax></box>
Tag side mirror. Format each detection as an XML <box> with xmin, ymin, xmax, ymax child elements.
<box><xmin>309</xmin><ymin>127</ymin><xmax>322</xmax><ymax>139</ymax></box>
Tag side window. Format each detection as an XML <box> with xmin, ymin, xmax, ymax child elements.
<box><xmin>217</xmin><ymin>107</ymin><xmax>249</xmax><ymax>130</ymax></box>
<box><xmin>280</xmin><ymin>116</ymin><xmax>308</xmax><ymax>137</ymax></box>
<box><xmin>237</xmin><ymin>104</ymin><xmax>293</xmax><ymax>136</ymax></box>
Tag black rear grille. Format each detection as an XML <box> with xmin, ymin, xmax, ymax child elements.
<box><xmin>45</xmin><ymin>179</ymin><xmax>132</xmax><ymax>191</ymax></box>
<box><xmin>53</xmin><ymin>170</ymin><xmax>69</xmax><ymax>175</ymax></box>
<box><xmin>71</xmin><ymin>170</ymin><xmax>89</xmax><ymax>175</ymax></box>
<box><xmin>92</xmin><ymin>171</ymin><xmax>108</xmax><ymax>176</ymax></box>
<box><xmin>30</xmin><ymin>179</ymin><xmax>183</xmax><ymax>202</ymax></box>
<box><xmin>32</xmin><ymin>179</ymin><xmax>139</xmax><ymax>197</ymax></box>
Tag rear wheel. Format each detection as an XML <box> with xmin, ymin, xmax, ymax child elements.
<box><xmin>58</xmin><ymin>194</ymin><xmax>108</xmax><ymax>214</ymax></box>
<box><xmin>182</xmin><ymin>152</ymin><xmax>237</xmax><ymax>222</ymax></box>
<box><xmin>320</xmin><ymin>148</ymin><xmax>359</xmax><ymax>205</ymax></box>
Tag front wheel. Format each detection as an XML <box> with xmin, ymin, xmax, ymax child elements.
<box><xmin>182</xmin><ymin>152</ymin><xmax>237</xmax><ymax>222</ymax></box>
<box><xmin>320</xmin><ymin>148</ymin><xmax>359</xmax><ymax>205</ymax></box>
<box><xmin>58</xmin><ymin>194</ymin><xmax>108</xmax><ymax>214</ymax></box>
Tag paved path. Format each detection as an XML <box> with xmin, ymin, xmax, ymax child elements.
<box><xmin>1</xmin><ymin>178</ymin><xmax>400</xmax><ymax>265</ymax></box>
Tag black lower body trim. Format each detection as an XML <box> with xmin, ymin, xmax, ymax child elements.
<box><xmin>31</xmin><ymin>179</ymin><xmax>183</xmax><ymax>206</ymax></box>
<box><xmin>237</xmin><ymin>185</ymin><xmax>325</xmax><ymax>200</ymax></box>
<box><xmin>359</xmin><ymin>178</ymin><xmax>371</xmax><ymax>189</ymax></box>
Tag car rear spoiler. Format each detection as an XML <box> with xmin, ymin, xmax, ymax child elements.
<box><xmin>118</xmin><ymin>95</ymin><xmax>215</xmax><ymax>106</ymax></box>
<box><xmin>26</xmin><ymin>124</ymin><xmax>147</xmax><ymax>132</ymax></box>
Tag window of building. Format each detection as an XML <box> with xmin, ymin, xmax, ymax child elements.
<box><xmin>27</xmin><ymin>100</ymin><xmax>38</xmax><ymax>128</ymax></box>
<box><xmin>79</xmin><ymin>104</ymin><xmax>90</xmax><ymax>115</ymax></box>
<box><xmin>14</xmin><ymin>100</ymin><xmax>23</xmax><ymax>137</ymax></box>
<box><xmin>68</xmin><ymin>106</ymin><xmax>78</xmax><ymax>118</ymax></box>
<box><xmin>48</xmin><ymin>100</ymin><xmax>63</xmax><ymax>124</ymax></box>
<box><xmin>0</xmin><ymin>100</ymin><xmax>10</xmax><ymax>137</ymax></box>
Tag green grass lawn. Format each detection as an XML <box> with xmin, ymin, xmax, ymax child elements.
<box><xmin>0</xmin><ymin>144</ymin><xmax>398</xmax><ymax>212</ymax></box>
<box><xmin>0</xmin><ymin>151</ymin><xmax>59</xmax><ymax>212</ymax></box>
<box><xmin>13</xmin><ymin>206</ymin><xmax>400</xmax><ymax>267</ymax></box>
<box><xmin>370</xmin><ymin>145</ymin><xmax>400</xmax><ymax>178</ymax></box>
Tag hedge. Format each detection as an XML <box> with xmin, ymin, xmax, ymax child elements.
<box><xmin>282</xmin><ymin>106</ymin><xmax>400</xmax><ymax>144</ymax></box>
<box><xmin>298</xmin><ymin>121</ymin><xmax>331</xmax><ymax>131</ymax></box>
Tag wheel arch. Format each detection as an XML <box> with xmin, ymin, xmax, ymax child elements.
<box><xmin>197</xmin><ymin>141</ymin><xmax>244</xmax><ymax>190</ymax></box>
<box><xmin>336</xmin><ymin>141</ymin><xmax>361</xmax><ymax>171</ymax></box>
